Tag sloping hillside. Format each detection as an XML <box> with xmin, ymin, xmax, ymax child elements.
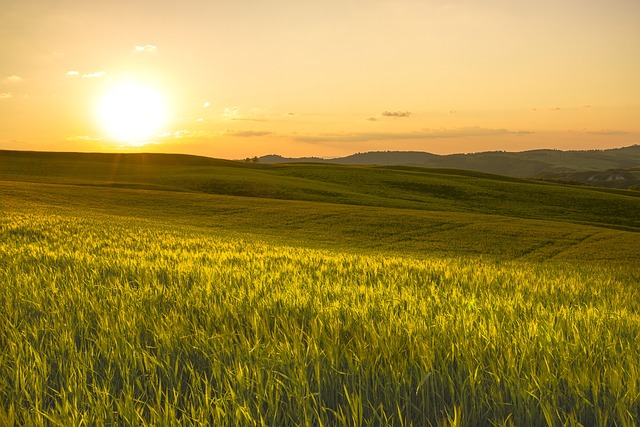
<box><xmin>2</xmin><ymin>150</ymin><xmax>639</xmax><ymax>232</ymax></box>
<box><xmin>260</xmin><ymin>145</ymin><xmax>640</xmax><ymax>180</ymax></box>
<box><xmin>536</xmin><ymin>168</ymin><xmax>640</xmax><ymax>189</ymax></box>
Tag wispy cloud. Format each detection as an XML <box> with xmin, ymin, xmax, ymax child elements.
<box><xmin>221</xmin><ymin>106</ymin><xmax>269</xmax><ymax>122</ymax></box>
<box><xmin>221</xmin><ymin>106</ymin><xmax>241</xmax><ymax>120</ymax></box>
<box><xmin>2</xmin><ymin>75</ymin><xmax>23</xmax><ymax>84</ymax></box>
<box><xmin>82</xmin><ymin>71</ymin><xmax>107</xmax><ymax>78</ymax></box>
<box><xmin>381</xmin><ymin>110</ymin><xmax>412</xmax><ymax>118</ymax></box>
<box><xmin>294</xmin><ymin>127</ymin><xmax>533</xmax><ymax>143</ymax></box>
<box><xmin>534</xmin><ymin>105</ymin><xmax>592</xmax><ymax>112</ymax></box>
<box><xmin>367</xmin><ymin>110</ymin><xmax>412</xmax><ymax>121</ymax></box>
<box><xmin>66</xmin><ymin>71</ymin><xmax>80</xmax><ymax>76</ymax></box>
<box><xmin>67</xmin><ymin>135</ymin><xmax>102</xmax><ymax>141</ymax></box>
<box><xmin>0</xmin><ymin>93</ymin><xmax>12</xmax><ymax>99</ymax></box>
<box><xmin>421</xmin><ymin>127</ymin><xmax>533</xmax><ymax>138</ymax></box>
<box><xmin>532</xmin><ymin>107</ymin><xmax>562</xmax><ymax>111</ymax></box>
<box><xmin>589</xmin><ymin>130</ymin><xmax>630</xmax><ymax>135</ymax></box>
<box><xmin>233</xmin><ymin>117</ymin><xmax>269</xmax><ymax>122</ymax></box>
<box><xmin>133</xmin><ymin>44</ymin><xmax>158</xmax><ymax>53</ymax></box>
<box><xmin>158</xmin><ymin>130</ymin><xmax>215</xmax><ymax>139</ymax></box>
<box><xmin>224</xmin><ymin>130</ymin><xmax>273</xmax><ymax>137</ymax></box>
<box><xmin>572</xmin><ymin>129</ymin><xmax>631</xmax><ymax>136</ymax></box>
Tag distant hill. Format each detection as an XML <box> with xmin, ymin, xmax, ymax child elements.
<box><xmin>260</xmin><ymin>145</ymin><xmax>640</xmax><ymax>182</ymax></box>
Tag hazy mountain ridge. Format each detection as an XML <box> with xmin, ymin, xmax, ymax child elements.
<box><xmin>260</xmin><ymin>145</ymin><xmax>640</xmax><ymax>183</ymax></box>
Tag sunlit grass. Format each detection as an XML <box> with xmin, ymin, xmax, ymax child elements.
<box><xmin>4</xmin><ymin>180</ymin><xmax>640</xmax><ymax>265</ymax></box>
<box><xmin>1</xmin><ymin>210</ymin><xmax>638</xmax><ymax>426</ymax></box>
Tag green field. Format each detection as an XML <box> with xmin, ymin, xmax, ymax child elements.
<box><xmin>1</xmin><ymin>151</ymin><xmax>639</xmax><ymax>425</ymax></box>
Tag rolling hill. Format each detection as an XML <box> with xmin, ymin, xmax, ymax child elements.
<box><xmin>535</xmin><ymin>168</ymin><xmax>640</xmax><ymax>189</ymax></box>
<box><xmin>260</xmin><ymin>145</ymin><xmax>640</xmax><ymax>183</ymax></box>
<box><xmin>2</xmin><ymin>149</ymin><xmax>639</xmax><ymax>229</ymax></box>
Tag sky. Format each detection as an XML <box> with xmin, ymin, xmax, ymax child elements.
<box><xmin>1</xmin><ymin>0</ymin><xmax>639</xmax><ymax>159</ymax></box>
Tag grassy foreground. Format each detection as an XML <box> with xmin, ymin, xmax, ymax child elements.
<box><xmin>1</xmin><ymin>204</ymin><xmax>639</xmax><ymax>425</ymax></box>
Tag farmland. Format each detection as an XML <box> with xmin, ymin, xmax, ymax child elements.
<box><xmin>1</xmin><ymin>151</ymin><xmax>639</xmax><ymax>425</ymax></box>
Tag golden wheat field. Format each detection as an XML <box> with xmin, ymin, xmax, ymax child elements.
<box><xmin>1</xmin><ymin>205</ymin><xmax>638</xmax><ymax>426</ymax></box>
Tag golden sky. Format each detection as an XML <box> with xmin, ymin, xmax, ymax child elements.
<box><xmin>1</xmin><ymin>0</ymin><xmax>639</xmax><ymax>158</ymax></box>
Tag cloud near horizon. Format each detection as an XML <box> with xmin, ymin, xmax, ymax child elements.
<box><xmin>133</xmin><ymin>45</ymin><xmax>158</xmax><ymax>53</ymax></box>
<box><xmin>573</xmin><ymin>129</ymin><xmax>631</xmax><ymax>136</ymax></box>
<box><xmin>67</xmin><ymin>135</ymin><xmax>102</xmax><ymax>142</ymax></box>
<box><xmin>81</xmin><ymin>71</ymin><xmax>107</xmax><ymax>78</ymax></box>
<box><xmin>2</xmin><ymin>75</ymin><xmax>23</xmax><ymax>84</ymax></box>
<box><xmin>222</xmin><ymin>106</ymin><xmax>269</xmax><ymax>122</ymax></box>
<box><xmin>224</xmin><ymin>130</ymin><xmax>274</xmax><ymax>137</ymax></box>
<box><xmin>381</xmin><ymin>111</ymin><xmax>412</xmax><ymax>118</ymax></box>
<box><xmin>294</xmin><ymin>127</ymin><xmax>533</xmax><ymax>143</ymax></box>
<box><xmin>367</xmin><ymin>110</ymin><xmax>412</xmax><ymax>121</ymax></box>
<box><xmin>160</xmin><ymin>130</ymin><xmax>214</xmax><ymax>139</ymax></box>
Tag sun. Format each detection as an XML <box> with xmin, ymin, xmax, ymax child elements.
<box><xmin>96</xmin><ymin>83</ymin><xmax>168</xmax><ymax>145</ymax></box>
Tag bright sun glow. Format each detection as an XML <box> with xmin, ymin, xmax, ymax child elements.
<box><xmin>97</xmin><ymin>83</ymin><xmax>168</xmax><ymax>145</ymax></box>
